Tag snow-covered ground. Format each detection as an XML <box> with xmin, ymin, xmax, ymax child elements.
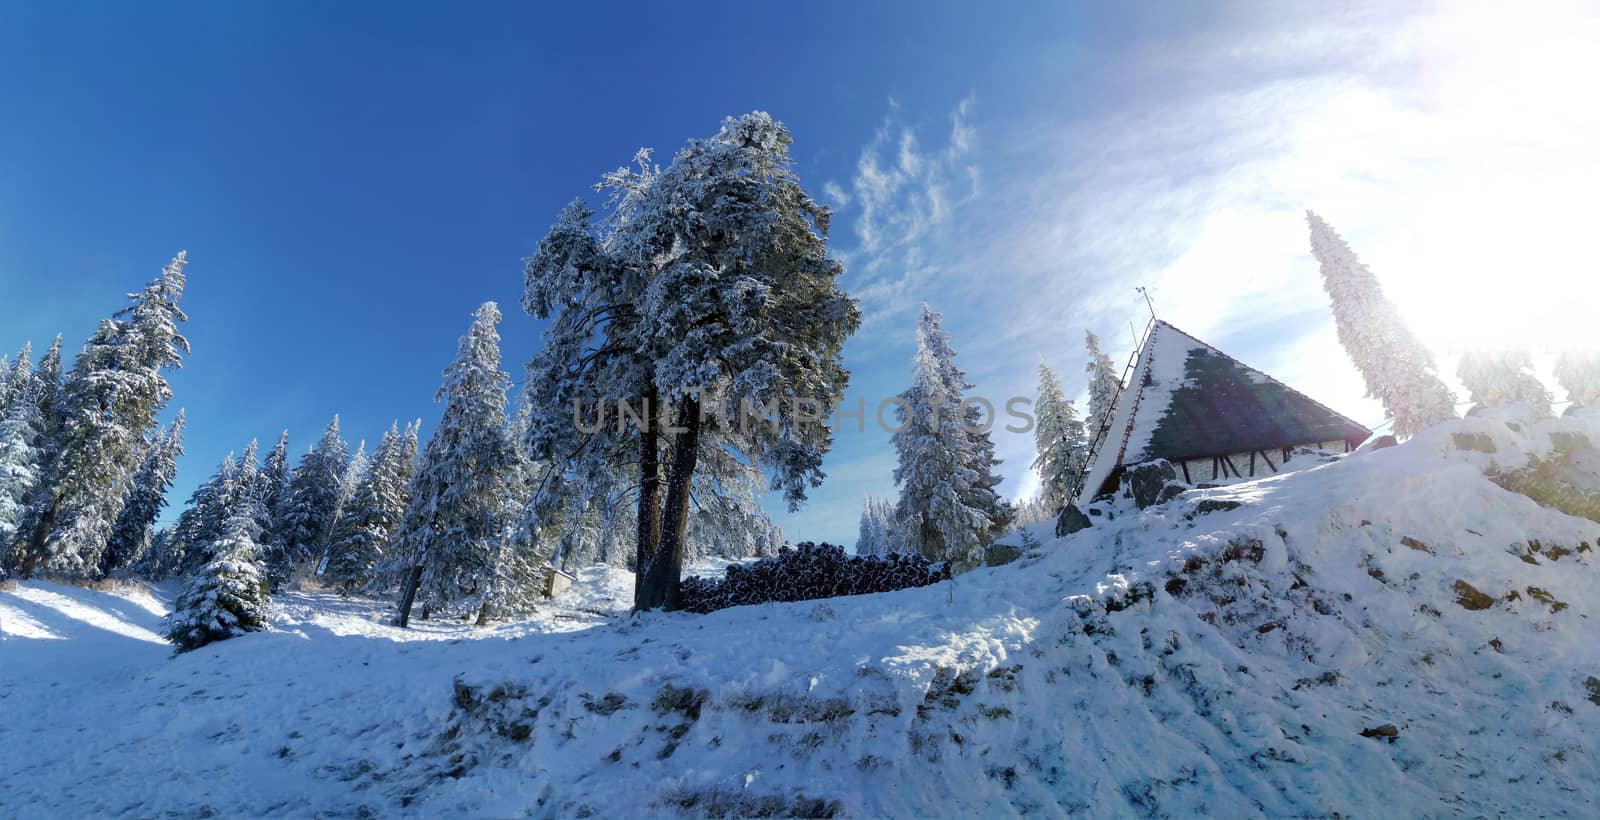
<box><xmin>4</xmin><ymin>417</ymin><xmax>1600</xmax><ymax>817</ymax></box>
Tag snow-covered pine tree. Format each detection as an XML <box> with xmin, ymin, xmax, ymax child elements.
<box><xmin>1553</xmin><ymin>352</ymin><xmax>1600</xmax><ymax>412</ymax></box>
<box><xmin>14</xmin><ymin>255</ymin><xmax>189</xmax><ymax>577</ymax></box>
<box><xmin>392</xmin><ymin>303</ymin><xmax>520</xmax><ymax>626</ymax></box>
<box><xmin>478</xmin><ymin>397</ymin><xmax>557</xmax><ymax>616</ymax></box>
<box><xmin>855</xmin><ymin>496</ymin><xmax>896</xmax><ymax>557</ymax></box>
<box><xmin>0</xmin><ymin>347</ymin><xmax>44</xmax><ymax>558</ymax></box>
<box><xmin>1306</xmin><ymin>212</ymin><xmax>1456</xmax><ymax>437</ymax></box>
<box><xmin>1032</xmin><ymin>362</ymin><xmax>1089</xmax><ymax>511</ymax></box>
<box><xmin>604</xmin><ymin>113</ymin><xmax>859</xmax><ymax>609</ymax></box>
<box><xmin>368</xmin><ymin>420</ymin><xmax>422</xmax><ymax>593</ymax></box>
<box><xmin>1009</xmin><ymin>496</ymin><xmax>1054</xmax><ymax>530</ymax></box>
<box><xmin>0</xmin><ymin>396</ymin><xmax>44</xmax><ymax>565</ymax></box>
<box><xmin>892</xmin><ymin>305</ymin><xmax>1010</xmax><ymax>570</ymax></box>
<box><xmin>162</xmin><ymin>509</ymin><xmax>270</xmax><ymax>654</ymax></box>
<box><xmin>0</xmin><ymin>342</ymin><xmax>30</xmax><ymax>416</ymax></box>
<box><xmin>31</xmin><ymin>335</ymin><xmax>62</xmax><ymax>434</ymax></box>
<box><xmin>325</xmin><ymin>424</ymin><xmax>411</xmax><ymax>594</ymax></box>
<box><xmin>166</xmin><ymin>451</ymin><xmax>239</xmax><ymax>578</ymax></box>
<box><xmin>1457</xmin><ymin>350</ymin><xmax>1554</xmax><ymax>418</ymax></box>
<box><xmin>268</xmin><ymin>415</ymin><xmax>348</xmax><ymax>587</ymax></box>
<box><xmin>257</xmin><ymin>430</ymin><xmax>291</xmax><ymax>550</ymax></box>
<box><xmin>1083</xmin><ymin>331</ymin><xmax>1120</xmax><ymax>451</ymax></box>
<box><xmin>334</xmin><ymin>440</ymin><xmax>366</xmax><ymax>531</ymax></box>
<box><xmin>103</xmin><ymin>410</ymin><xmax>185</xmax><ymax>574</ymax></box>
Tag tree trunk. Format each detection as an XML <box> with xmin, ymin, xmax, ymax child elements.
<box><xmin>475</xmin><ymin>600</ymin><xmax>490</xmax><ymax>626</ymax></box>
<box><xmin>395</xmin><ymin>549</ymin><xmax>426</xmax><ymax>628</ymax></box>
<box><xmin>639</xmin><ymin>395</ymin><xmax>701</xmax><ymax>612</ymax></box>
<box><xmin>632</xmin><ymin>387</ymin><xmax>661</xmax><ymax>610</ymax></box>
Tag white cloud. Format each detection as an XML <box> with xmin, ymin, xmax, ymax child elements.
<box><xmin>836</xmin><ymin>95</ymin><xmax>981</xmax><ymax>326</ymax></box>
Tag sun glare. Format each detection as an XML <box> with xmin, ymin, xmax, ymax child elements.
<box><xmin>1387</xmin><ymin>2</ymin><xmax>1600</xmax><ymax>357</ymax></box>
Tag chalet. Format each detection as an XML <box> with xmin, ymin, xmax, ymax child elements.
<box><xmin>1078</xmin><ymin>320</ymin><xmax>1370</xmax><ymax>502</ymax></box>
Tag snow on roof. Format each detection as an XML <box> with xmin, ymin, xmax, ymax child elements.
<box><xmin>1078</xmin><ymin>320</ymin><xmax>1370</xmax><ymax>501</ymax></box>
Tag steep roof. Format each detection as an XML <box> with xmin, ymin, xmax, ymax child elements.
<box><xmin>1078</xmin><ymin>320</ymin><xmax>1370</xmax><ymax>500</ymax></box>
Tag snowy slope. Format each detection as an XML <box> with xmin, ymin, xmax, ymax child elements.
<box><xmin>4</xmin><ymin>417</ymin><xmax>1600</xmax><ymax>817</ymax></box>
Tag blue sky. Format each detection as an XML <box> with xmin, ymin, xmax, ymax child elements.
<box><xmin>2</xmin><ymin>1</ymin><xmax>1594</xmax><ymax>545</ymax></box>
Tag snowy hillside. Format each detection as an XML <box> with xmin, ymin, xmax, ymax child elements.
<box><xmin>5</xmin><ymin>418</ymin><xmax>1600</xmax><ymax>817</ymax></box>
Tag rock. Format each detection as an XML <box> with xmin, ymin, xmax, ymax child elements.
<box><xmin>1191</xmin><ymin>499</ymin><xmax>1242</xmax><ymax>518</ymax></box>
<box><xmin>1452</xmin><ymin>580</ymin><xmax>1495</xmax><ymax>611</ymax></box>
<box><xmin>1586</xmin><ymin>676</ymin><xmax>1600</xmax><ymax>706</ymax></box>
<box><xmin>1451</xmin><ymin>432</ymin><xmax>1497</xmax><ymax>453</ymax></box>
<box><xmin>1368</xmin><ymin>434</ymin><xmax>1398</xmax><ymax>450</ymax></box>
<box><xmin>1055</xmin><ymin>503</ymin><xmax>1092</xmax><ymax>537</ymax></box>
<box><xmin>1155</xmin><ymin>482</ymin><xmax>1186</xmax><ymax>506</ymax></box>
<box><xmin>1123</xmin><ymin>460</ymin><xmax>1180</xmax><ymax>509</ymax></box>
<box><xmin>1360</xmin><ymin>724</ymin><xmax>1400</xmax><ymax>742</ymax></box>
<box><xmin>984</xmin><ymin>542</ymin><xmax>1023</xmax><ymax>568</ymax></box>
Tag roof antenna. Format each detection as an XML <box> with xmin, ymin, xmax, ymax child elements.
<box><xmin>1136</xmin><ymin>286</ymin><xmax>1157</xmax><ymax>321</ymax></box>
<box><xmin>1131</xmin><ymin>285</ymin><xmax>1158</xmax><ymax>346</ymax></box>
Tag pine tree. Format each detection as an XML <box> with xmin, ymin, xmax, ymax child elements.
<box><xmin>855</xmin><ymin>496</ymin><xmax>897</xmax><ymax>557</ymax></box>
<box><xmin>103</xmin><ymin>411</ymin><xmax>185</xmax><ymax>573</ymax></box>
<box><xmin>0</xmin><ymin>342</ymin><xmax>31</xmax><ymax>415</ymax></box>
<box><xmin>1554</xmin><ymin>352</ymin><xmax>1600</xmax><ymax>411</ymax></box>
<box><xmin>892</xmin><ymin>305</ymin><xmax>1010</xmax><ymax>570</ymax></box>
<box><xmin>1083</xmin><ymin>331</ymin><xmax>1120</xmax><ymax>452</ymax></box>
<box><xmin>523</xmin><ymin>113</ymin><xmax>859</xmax><ymax>611</ymax></box>
<box><xmin>268</xmin><ymin>416</ymin><xmax>348</xmax><ymax>586</ymax></box>
<box><xmin>165</xmin><ymin>451</ymin><xmax>239</xmax><ymax>578</ymax></box>
<box><xmin>0</xmin><ymin>388</ymin><xmax>45</xmax><ymax>563</ymax></box>
<box><xmin>163</xmin><ymin>510</ymin><xmax>270</xmax><ymax>653</ymax></box>
<box><xmin>1307</xmin><ymin>212</ymin><xmax>1456</xmax><ymax>437</ymax></box>
<box><xmin>0</xmin><ymin>345</ymin><xmax>44</xmax><ymax>558</ymax></box>
<box><xmin>1457</xmin><ymin>350</ymin><xmax>1553</xmax><ymax>417</ymax></box>
<box><xmin>325</xmin><ymin>425</ymin><xmax>411</xmax><ymax>593</ymax></box>
<box><xmin>257</xmin><ymin>430</ymin><xmax>291</xmax><ymax>549</ymax></box>
<box><xmin>392</xmin><ymin>303</ymin><xmax>520</xmax><ymax>626</ymax></box>
<box><xmin>32</xmin><ymin>335</ymin><xmax>62</xmax><ymax>433</ymax></box>
<box><xmin>1032</xmin><ymin>362</ymin><xmax>1089</xmax><ymax>510</ymax></box>
<box><xmin>14</xmin><ymin>254</ymin><xmax>189</xmax><ymax>577</ymax></box>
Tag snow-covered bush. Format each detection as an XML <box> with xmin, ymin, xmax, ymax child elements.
<box><xmin>678</xmin><ymin>542</ymin><xmax>949</xmax><ymax>614</ymax></box>
<box><xmin>163</xmin><ymin>516</ymin><xmax>270</xmax><ymax>653</ymax></box>
<box><xmin>1456</xmin><ymin>349</ymin><xmax>1553</xmax><ymax>417</ymax></box>
<box><xmin>1553</xmin><ymin>351</ymin><xmax>1600</xmax><ymax>409</ymax></box>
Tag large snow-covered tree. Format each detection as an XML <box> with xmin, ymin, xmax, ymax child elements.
<box><xmin>1032</xmin><ymin>362</ymin><xmax>1088</xmax><ymax>511</ymax></box>
<box><xmin>1552</xmin><ymin>352</ymin><xmax>1600</xmax><ymax>412</ymax></box>
<box><xmin>392</xmin><ymin>303</ymin><xmax>521</xmax><ymax>626</ymax></box>
<box><xmin>13</xmin><ymin>254</ymin><xmax>189</xmax><ymax>577</ymax></box>
<box><xmin>163</xmin><ymin>510</ymin><xmax>270</xmax><ymax>654</ymax></box>
<box><xmin>103</xmin><ymin>410</ymin><xmax>185</xmax><ymax>573</ymax></box>
<box><xmin>522</xmin><ymin>113</ymin><xmax>859</xmax><ymax>612</ymax></box>
<box><xmin>268</xmin><ymin>415</ymin><xmax>348</xmax><ymax>586</ymax></box>
<box><xmin>325</xmin><ymin>423</ymin><xmax>415</xmax><ymax>594</ymax></box>
<box><xmin>891</xmin><ymin>305</ymin><xmax>1010</xmax><ymax>570</ymax></box>
<box><xmin>1457</xmin><ymin>350</ymin><xmax>1553</xmax><ymax>417</ymax></box>
<box><xmin>1306</xmin><ymin>212</ymin><xmax>1456</xmax><ymax>437</ymax></box>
